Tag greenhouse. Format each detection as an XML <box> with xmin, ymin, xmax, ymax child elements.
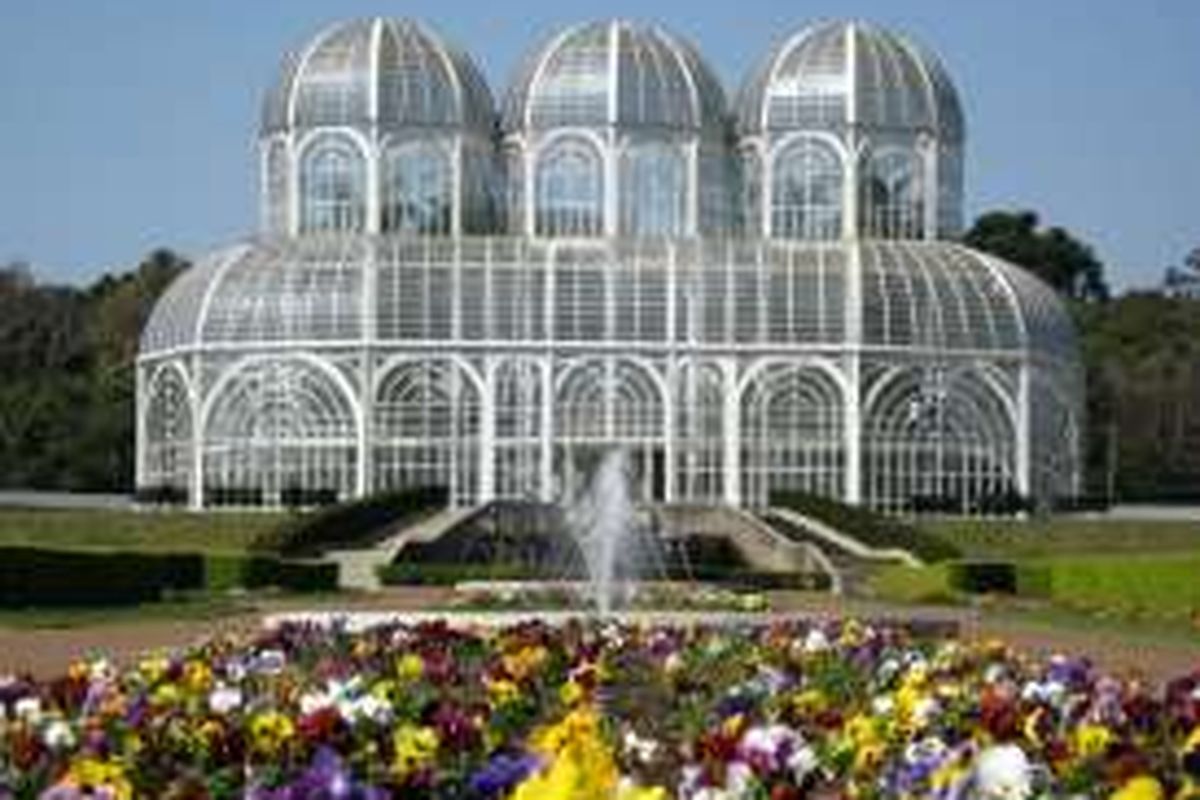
<box><xmin>137</xmin><ymin>17</ymin><xmax>1082</xmax><ymax>513</ymax></box>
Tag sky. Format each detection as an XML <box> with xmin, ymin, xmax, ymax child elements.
<box><xmin>0</xmin><ymin>0</ymin><xmax>1196</xmax><ymax>290</ymax></box>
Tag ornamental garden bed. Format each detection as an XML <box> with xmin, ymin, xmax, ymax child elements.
<box><xmin>2</xmin><ymin>618</ymin><xmax>1198</xmax><ymax>798</ymax></box>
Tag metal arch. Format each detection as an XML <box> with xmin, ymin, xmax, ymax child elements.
<box><xmin>199</xmin><ymin>352</ymin><xmax>363</xmax><ymax>445</ymax></box>
<box><xmin>736</xmin><ymin>354</ymin><xmax>850</xmax><ymax>401</ymax></box>
<box><xmin>294</xmin><ymin>127</ymin><xmax>376</xmax><ymax>166</ymax></box>
<box><xmin>520</xmin><ymin>22</ymin><xmax>593</xmax><ymax>132</ymax></box>
<box><xmin>552</xmin><ymin>354</ymin><xmax>669</xmax><ymax>407</ymax></box>
<box><xmin>372</xmin><ymin>353</ymin><xmax>485</xmax><ymax>401</ymax></box>
<box><xmin>284</xmin><ymin>20</ymin><xmax>345</xmax><ymax>131</ymax></box>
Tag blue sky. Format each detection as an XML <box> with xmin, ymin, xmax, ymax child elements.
<box><xmin>0</xmin><ymin>0</ymin><xmax>1196</xmax><ymax>289</ymax></box>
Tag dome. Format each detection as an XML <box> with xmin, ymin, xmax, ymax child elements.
<box><xmin>261</xmin><ymin>18</ymin><xmax>495</xmax><ymax>136</ymax></box>
<box><xmin>141</xmin><ymin>238</ymin><xmax>1075</xmax><ymax>364</ymax></box>
<box><xmin>736</xmin><ymin>20</ymin><xmax>964</xmax><ymax>140</ymax></box>
<box><xmin>502</xmin><ymin>20</ymin><xmax>728</xmax><ymax>134</ymax></box>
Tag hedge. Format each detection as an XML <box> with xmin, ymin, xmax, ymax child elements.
<box><xmin>378</xmin><ymin>561</ymin><xmax>831</xmax><ymax>591</ymax></box>
<box><xmin>0</xmin><ymin>547</ymin><xmax>338</xmax><ymax>608</ymax></box>
<box><xmin>255</xmin><ymin>486</ymin><xmax>448</xmax><ymax>556</ymax></box>
<box><xmin>769</xmin><ymin>491</ymin><xmax>962</xmax><ymax>563</ymax></box>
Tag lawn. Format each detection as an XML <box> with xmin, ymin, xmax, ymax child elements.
<box><xmin>0</xmin><ymin>508</ymin><xmax>286</xmax><ymax>554</ymax></box>
<box><xmin>920</xmin><ymin>516</ymin><xmax>1200</xmax><ymax>559</ymax></box>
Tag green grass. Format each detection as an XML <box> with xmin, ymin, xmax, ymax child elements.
<box><xmin>0</xmin><ymin>594</ymin><xmax>257</xmax><ymax>630</ymax></box>
<box><xmin>921</xmin><ymin>517</ymin><xmax>1200</xmax><ymax>559</ymax></box>
<box><xmin>873</xmin><ymin>552</ymin><xmax>1200</xmax><ymax>628</ymax></box>
<box><xmin>0</xmin><ymin>508</ymin><xmax>287</xmax><ymax>554</ymax></box>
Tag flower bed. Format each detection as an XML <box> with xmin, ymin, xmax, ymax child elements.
<box><xmin>1</xmin><ymin>619</ymin><xmax>1198</xmax><ymax>798</ymax></box>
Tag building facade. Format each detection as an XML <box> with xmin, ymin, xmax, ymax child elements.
<box><xmin>137</xmin><ymin>18</ymin><xmax>1083</xmax><ymax>512</ymax></box>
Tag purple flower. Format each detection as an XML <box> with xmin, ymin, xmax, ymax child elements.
<box><xmin>468</xmin><ymin>752</ymin><xmax>540</xmax><ymax>797</ymax></box>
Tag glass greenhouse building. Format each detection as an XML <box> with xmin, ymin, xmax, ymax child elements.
<box><xmin>137</xmin><ymin>18</ymin><xmax>1083</xmax><ymax>512</ymax></box>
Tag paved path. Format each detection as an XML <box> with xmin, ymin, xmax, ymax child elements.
<box><xmin>0</xmin><ymin>491</ymin><xmax>134</xmax><ymax>510</ymax></box>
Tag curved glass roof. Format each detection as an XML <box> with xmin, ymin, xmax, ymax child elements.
<box><xmin>142</xmin><ymin>238</ymin><xmax>1074</xmax><ymax>363</ymax></box>
<box><xmin>261</xmin><ymin>18</ymin><xmax>495</xmax><ymax>137</ymax></box>
<box><xmin>737</xmin><ymin>20</ymin><xmax>965</xmax><ymax>140</ymax></box>
<box><xmin>502</xmin><ymin>20</ymin><xmax>728</xmax><ymax>134</ymax></box>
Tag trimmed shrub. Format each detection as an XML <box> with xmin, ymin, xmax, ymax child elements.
<box><xmin>256</xmin><ymin>486</ymin><xmax>447</xmax><ymax>556</ymax></box>
<box><xmin>0</xmin><ymin>547</ymin><xmax>338</xmax><ymax>608</ymax></box>
<box><xmin>0</xmin><ymin>548</ymin><xmax>202</xmax><ymax>607</ymax></box>
<box><xmin>948</xmin><ymin>561</ymin><xmax>1018</xmax><ymax>595</ymax></box>
<box><xmin>769</xmin><ymin>491</ymin><xmax>961</xmax><ymax>563</ymax></box>
<box><xmin>134</xmin><ymin>485</ymin><xmax>189</xmax><ymax>506</ymax></box>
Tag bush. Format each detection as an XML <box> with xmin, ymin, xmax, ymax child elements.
<box><xmin>0</xmin><ymin>547</ymin><xmax>338</xmax><ymax>608</ymax></box>
<box><xmin>134</xmin><ymin>484</ymin><xmax>189</xmax><ymax>506</ymax></box>
<box><xmin>948</xmin><ymin>561</ymin><xmax>1018</xmax><ymax>595</ymax></box>
<box><xmin>378</xmin><ymin>562</ymin><xmax>542</xmax><ymax>586</ymax></box>
<box><xmin>769</xmin><ymin>491</ymin><xmax>962</xmax><ymax>563</ymax></box>
<box><xmin>254</xmin><ymin>486</ymin><xmax>448</xmax><ymax>556</ymax></box>
<box><xmin>280</xmin><ymin>487</ymin><xmax>340</xmax><ymax>510</ymax></box>
<box><xmin>207</xmin><ymin>486</ymin><xmax>265</xmax><ymax>507</ymax></box>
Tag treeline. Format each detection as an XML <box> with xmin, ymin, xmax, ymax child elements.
<box><xmin>0</xmin><ymin>250</ymin><xmax>187</xmax><ymax>490</ymax></box>
<box><xmin>1</xmin><ymin>218</ymin><xmax>1198</xmax><ymax>503</ymax></box>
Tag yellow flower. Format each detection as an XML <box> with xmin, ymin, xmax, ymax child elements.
<box><xmin>137</xmin><ymin>654</ymin><xmax>170</xmax><ymax>684</ymax></box>
<box><xmin>503</xmin><ymin>645</ymin><xmax>549</xmax><ymax>682</ymax></box>
<box><xmin>559</xmin><ymin>679</ymin><xmax>586</xmax><ymax>708</ymax></box>
<box><xmin>1111</xmin><ymin>775</ymin><xmax>1164</xmax><ymax>800</ymax></box>
<box><xmin>396</xmin><ymin>653</ymin><xmax>424</xmax><ymax>682</ymax></box>
<box><xmin>487</xmin><ymin>677</ymin><xmax>521</xmax><ymax>707</ymax></box>
<box><xmin>182</xmin><ymin>659</ymin><xmax>214</xmax><ymax>694</ymax></box>
<box><xmin>790</xmin><ymin>688</ymin><xmax>827</xmax><ymax>716</ymax></box>
<box><xmin>249</xmin><ymin>711</ymin><xmax>295</xmax><ymax>756</ymax></box>
<box><xmin>515</xmin><ymin>706</ymin><xmax>620</xmax><ymax>800</ymax></box>
<box><xmin>1073</xmin><ymin>723</ymin><xmax>1113</xmax><ymax>760</ymax></box>
<box><xmin>151</xmin><ymin>683</ymin><xmax>182</xmax><ymax>708</ymax></box>
<box><xmin>392</xmin><ymin>724</ymin><xmax>439</xmax><ymax>779</ymax></box>
<box><xmin>64</xmin><ymin>758</ymin><xmax>133</xmax><ymax>800</ymax></box>
<box><xmin>617</xmin><ymin>785</ymin><xmax>668</xmax><ymax>800</ymax></box>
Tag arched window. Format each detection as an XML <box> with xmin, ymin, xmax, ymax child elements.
<box><xmin>381</xmin><ymin>140</ymin><xmax>452</xmax><ymax>235</ymax></box>
<box><xmin>770</xmin><ymin>138</ymin><xmax>843</xmax><ymax>240</ymax></box>
<box><xmin>620</xmin><ymin>144</ymin><xmax>685</xmax><ymax>236</ymax></box>
<box><xmin>299</xmin><ymin>136</ymin><xmax>366</xmax><ymax>233</ymax></box>
<box><xmin>535</xmin><ymin>139</ymin><xmax>604</xmax><ymax>237</ymax></box>
<box><xmin>862</xmin><ymin>149</ymin><xmax>924</xmax><ymax>239</ymax></box>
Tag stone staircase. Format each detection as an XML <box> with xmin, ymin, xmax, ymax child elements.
<box><xmin>325</xmin><ymin>506</ymin><xmax>484</xmax><ymax>591</ymax></box>
<box><xmin>654</xmin><ymin>504</ymin><xmax>842</xmax><ymax>592</ymax></box>
<box><xmin>758</xmin><ymin>507</ymin><xmax>920</xmax><ymax>597</ymax></box>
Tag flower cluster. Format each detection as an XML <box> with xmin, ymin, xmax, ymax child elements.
<box><xmin>1</xmin><ymin>620</ymin><xmax>1198</xmax><ymax>798</ymax></box>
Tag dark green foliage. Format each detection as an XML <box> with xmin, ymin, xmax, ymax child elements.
<box><xmin>0</xmin><ymin>251</ymin><xmax>188</xmax><ymax>492</ymax></box>
<box><xmin>255</xmin><ymin>486</ymin><xmax>448</xmax><ymax>556</ymax></box>
<box><xmin>376</xmin><ymin>561</ymin><xmax>830</xmax><ymax>591</ymax></box>
<box><xmin>948</xmin><ymin>561</ymin><xmax>1019</xmax><ymax>595</ymax></box>
<box><xmin>0</xmin><ymin>546</ymin><xmax>336</xmax><ymax>608</ymax></box>
<box><xmin>1074</xmin><ymin>293</ymin><xmax>1200</xmax><ymax>502</ymax></box>
<box><xmin>963</xmin><ymin>210</ymin><xmax>1108</xmax><ymax>301</ymax></box>
<box><xmin>770</xmin><ymin>490</ymin><xmax>962</xmax><ymax>563</ymax></box>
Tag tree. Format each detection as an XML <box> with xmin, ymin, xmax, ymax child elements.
<box><xmin>0</xmin><ymin>250</ymin><xmax>188</xmax><ymax>492</ymax></box>
<box><xmin>963</xmin><ymin>210</ymin><xmax>1109</xmax><ymax>301</ymax></box>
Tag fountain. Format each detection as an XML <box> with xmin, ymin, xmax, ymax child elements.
<box><xmin>565</xmin><ymin>448</ymin><xmax>647</xmax><ymax>615</ymax></box>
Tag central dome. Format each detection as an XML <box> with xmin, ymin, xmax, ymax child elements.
<box><xmin>502</xmin><ymin>20</ymin><xmax>727</xmax><ymax>134</ymax></box>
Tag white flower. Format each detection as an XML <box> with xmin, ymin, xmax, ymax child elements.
<box><xmin>252</xmin><ymin>649</ymin><xmax>287</xmax><ymax>676</ymax></box>
<box><xmin>300</xmin><ymin>691</ymin><xmax>334</xmax><ymax>716</ymax></box>
<box><xmin>623</xmin><ymin>729</ymin><xmax>660</xmax><ymax>764</ymax></box>
<box><xmin>724</xmin><ymin>761</ymin><xmax>755</xmax><ymax>797</ymax></box>
<box><xmin>973</xmin><ymin>744</ymin><xmax>1033</xmax><ymax>800</ymax></box>
<box><xmin>42</xmin><ymin>719</ymin><xmax>76</xmax><ymax>750</ymax></box>
<box><xmin>787</xmin><ymin>743</ymin><xmax>819</xmax><ymax>782</ymax></box>
<box><xmin>345</xmin><ymin>694</ymin><xmax>392</xmax><ymax>726</ymax></box>
<box><xmin>208</xmin><ymin>685</ymin><xmax>243</xmax><ymax>715</ymax></box>
<box><xmin>802</xmin><ymin>628</ymin><xmax>830</xmax><ymax>653</ymax></box>
<box><xmin>13</xmin><ymin>697</ymin><xmax>42</xmax><ymax>724</ymax></box>
<box><xmin>872</xmin><ymin>694</ymin><xmax>896</xmax><ymax>715</ymax></box>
